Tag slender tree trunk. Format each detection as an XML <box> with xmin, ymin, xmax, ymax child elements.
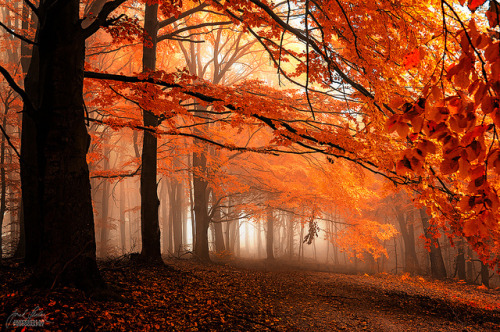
<box><xmin>235</xmin><ymin>219</ymin><xmax>240</xmax><ymax>257</ymax></box>
<box><xmin>119</xmin><ymin>181</ymin><xmax>126</xmax><ymax>254</ymax></box>
<box><xmin>225</xmin><ymin>196</ymin><xmax>232</xmax><ymax>252</ymax></box>
<box><xmin>466</xmin><ymin>246</ymin><xmax>474</xmax><ymax>282</ymax></box>
<box><xmin>299</xmin><ymin>225</ymin><xmax>304</xmax><ymax>262</ymax></box>
<box><xmin>212</xmin><ymin>197</ymin><xmax>226</xmax><ymax>252</ymax></box>
<box><xmin>456</xmin><ymin>240</ymin><xmax>466</xmax><ymax>280</ymax></box>
<box><xmin>285</xmin><ymin>214</ymin><xmax>292</xmax><ymax>260</ymax></box>
<box><xmin>14</xmin><ymin>1</ymin><xmax>34</xmax><ymax>261</ymax></box>
<box><xmin>0</xmin><ymin>112</ymin><xmax>6</xmax><ymax>262</ymax></box>
<box><xmin>161</xmin><ymin>180</ymin><xmax>170</xmax><ymax>254</ymax></box>
<box><xmin>140</xmin><ymin>3</ymin><xmax>162</xmax><ymax>263</ymax></box>
<box><xmin>396</xmin><ymin>208</ymin><xmax>420</xmax><ymax>274</ymax></box>
<box><xmin>193</xmin><ymin>148</ymin><xmax>210</xmax><ymax>261</ymax></box>
<box><xmin>481</xmin><ymin>262</ymin><xmax>490</xmax><ymax>288</ymax></box>
<box><xmin>188</xmin><ymin>154</ymin><xmax>196</xmax><ymax>251</ymax></box>
<box><xmin>21</xmin><ymin>0</ymin><xmax>103</xmax><ymax>289</ymax></box>
<box><xmin>170</xmin><ymin>176</ymin><xmax>183</xmax><ymax>255</ymax></box>
<box><xmin>266</xmin><ymin>209</ymin><xmax>274</xmax><ymax>260</ymax></box>
<box><xmin>419</xmin><ymin>208</ymin><xmax>447</xmax><ymax>279</ymax></box>
<box><xmin>99</xmin><ymin>148</ymin><xmax>109</xmax><ymax>258</ymax></box>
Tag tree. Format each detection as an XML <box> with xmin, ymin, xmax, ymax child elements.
<box><xmin>0</xmin><ymin>0</ymin><xmax>127</xmax><ymax>290</ymax></box>
<box><xmin>419</xmin><ymin>208</ymin><xmax>447</xmax><ymax>279</ymax></box>
<box><xmin>139</xmin><ymin>1</ymin><xmax>162</xmax><ymax>263</ymax></box>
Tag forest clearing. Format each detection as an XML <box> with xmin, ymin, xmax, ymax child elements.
<box><xmin>2</xmin><ymin>257</ymin><xmax>500</xmax><ymax>331</ymax></box>
<box><xmin>1</xmin><ymin>0</ymin><xmax>500</xmax><ymax>330</ymax></box>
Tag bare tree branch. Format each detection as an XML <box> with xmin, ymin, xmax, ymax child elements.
<box><xmin>158</xmin><ymin>2</ymin><xmax>209</xmax><ymax>29</ymax></box>
<box><xmin>0</xmin><ymin>20</ymin><xmax>36</xmax><ymax>45</ymax></box>
<box><xmin>0</xmin><ymin>64</ymin><xmax>35</xmax><ymax>112</ymax></box>
<box><xmin>23</xmin><ymin>0</ymin><xmax>39</xmax><ymax>17</ymax></box>
<box><xmin>82</xmin><ymin>0</ymin><xmax>127</xmax><ymax>38</ymax></box>
<box><xmin>158</xmin><ymin>21</ymin><xmax>233</xmax><ymax>42</ymax></box>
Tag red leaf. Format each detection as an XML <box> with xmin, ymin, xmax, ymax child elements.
<box><xmin>468</xmin><ymin>0</ymin><xmax>487</xmax><ymax>12</ymax></box>
<box><xmin>403</xmin><ymin>49</ymin><xmax>420</xmax><ymax>69</ymax></box>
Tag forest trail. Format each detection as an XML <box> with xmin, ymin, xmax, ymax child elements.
<box><xmin>1</xmin><ymin>258</ymin><xmax>500</xmax><ymax>331</ymax></box>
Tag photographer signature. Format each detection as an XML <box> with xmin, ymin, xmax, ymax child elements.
<box><xmin>5</xmin><ymin>306</ymin><xmax>47</xmax><ymax>328</ymax></box>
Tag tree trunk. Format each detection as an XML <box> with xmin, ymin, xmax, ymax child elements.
<box><xmin>211</xmin><ymin>192</ymin><xmax>225</xmax><ymax>253</ymax></box>
<box><xmin>456</xmin><ymin>241</ymin><xmax>466</xmax><ymax>280</ymax></box>
<box><xmin>99</xmin><ymin>148</ymin><xmax>109</xmax><ymax>258</ymax></box>
<box><xmin>14</xmin><ymin>1</ymin><xmax>34</xmax><ymax>261</ymax></box>
<box><xmin>419</xmin><ymin>208</ymin><xmax>447</xmax><ymax>279</ymax></box>
<box><xmin>21</xmin><ymin>0</ymin><xmax>103</xmax><ymax>289</ymax></box>
<box><xmin>466</xmin><ymin>246</ymin><xmax>474</xmax><ymax>283</ymax></box>
<box><xmin>119</xmin><ymin>181</ymin><xmax>126</xmax><ymax>254</ymax></box>
<box><xmin>266</xmin><ymin>209</ymin><xmax>274</xmax><ymax>260</ymax></box>
<box><xmin>188</xmin><ymin>153</ymin><xmax>196</xmax><ymax>251</ymax></box>
<box><xmin>140</xmin><ymin>2</ymin><xmax>162</xmax><ymax>263</ymax></box>
<box><xmin>0</xmin><ymin>111</ymin><xmax>6</xmax><ymax>262</ymax></box>
<box><xmin>193</xmin><ymin>148</ymin><xmax>210</xmax><ymax>261</ymax></box>
<box><xmin>481</xmin><ymin>262</ymin><xmax>490</xmax><ymax>288</ymax></box>
<box><xmin>170</xmin><ymin>175</ymin><xmax>183</xmax><ymax>255</ymax></box>
<box><xmin>396</xmin><ymin>208</ymin><xmax>420</xmax><ymax>274</ymax></box>
<box><xmin>213</xmin><ymin>222</ymin><xmax>225</xmax><ymax>252</ymax></box>
<box><xmin>161</xmin><ymin>180</ymin><xmax>170</xmax><ymax>254</ymax></box>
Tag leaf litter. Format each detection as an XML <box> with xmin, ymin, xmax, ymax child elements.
<box><xmin>1</xmin><ymin>257</ymin><xmax>499</xmax><ymax>331</ymax></box>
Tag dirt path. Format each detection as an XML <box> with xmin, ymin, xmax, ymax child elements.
<box><xmin>200</xmin><ymin>259</ymin><xmax>500</xmax><ymax>331</ymax></box>
<box><xmin>2</xmin><ymin>258</ymin><xmax>500</xmax><ymax>331</ymax></box>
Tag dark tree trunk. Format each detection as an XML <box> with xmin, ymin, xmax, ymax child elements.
<box><xmin>0</xmin><ymin>111</ymin><xmax>6</xmax><ymax>262</ymax></box>
<box><xmin>481</xmin><ymin>262</ymin><xmax>490</xmax><ymax>288</ymax></box>
<box><xmin>256</xmin><ymin>221</ymin><xmax>262</xmax><ymax>258</ymax></box>
<box><xmin>456</xmin><ymin>241</ymin><xmax>466</xmax><ymax>280</ymax></box>
<box><xmin>14</xmin><ymin>1</ymin><xmax>34</xmax><ymax>260</ymax></box>
<box><xmin>161</xmin><ymin>180</ymin><xmax>170</xmax><ymax>254</ymax></box>
<box><xmin>119</xmin><ymin>182</ymin><xmax>126</xmax><ymax>254</ymax></box>
<box><xmin>419</xmin><ymin>208</ymin><xmax>447</xmax><ymax>279</ymax></box>
<box><xmin>170</xmin><ymin>174</ymin><xmax>183</xmax><ymax>255</ymax></box>
<box><xmin>266</xmin><ymin>209</ymin><xmax>274</xmax><ymax>260</ymax></box>
<box><xmin>21</xmin><ymin>0</ymin><xmax>103</xmax><ymax>289</ymax></box>
<box><xmin>99</xmin><ymin>148</ymin><xmax>109</xmax><ymax>258</ymax></box>
<box><xmin>193</xmin><ymin>149</ymin><xmax>210</xmax><ymax>261</ymax></box>
<box><xmin>140</xmin><ymin>3</ymin><xmax>162</xmax><ymax>263</ymax></box>
<box><xmin>466</xmin><ymin>246</ymin><xmax>474</xmax><ymax>282</ymax></box>
<box><xmin>212</xmin><ymin>193</ymin><xmax>225</xmax><ymax>253</ymax></box>
<box><xmin>288</xmin><ymin>214</ymin><xmax>294</xmax><ymax>259</ymax></box>
<box><xmin>396</xmin><ymin>208</ymin><xmax>420</xmax><ymax>274</ymax></box>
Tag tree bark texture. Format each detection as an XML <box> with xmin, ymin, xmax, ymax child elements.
<box><xmin>419</xmin><ymin>208</ymin><xmax>447</xmax><ymax>279</ymax></box>
<box><xmin>396</xmin><ymin>209</ymin><xmax>420</xmax><ymax>274</ymax></box>
<box><xmin>140</xmin><ymin>2</ymin><xmax>162</xmax><ymax>262</ymax></box>
<box><xmin>21</xmin><ymin>0</ymin><xmax>103</xmax><ymax>289</ymax></box>
<box><xmin>193</xmin><ymin>148</ymin><xmax>210</xmax><ymax>261</ymax></box>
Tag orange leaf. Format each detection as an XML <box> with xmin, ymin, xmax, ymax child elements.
<box><xmin>441</xmin><ymin>157</ymin><xmax>459</xmax><ymax>175</ymax></box>
<box><xmin>396</xmin><ymin>122</ymin><xmax>409</xmax><ymax>138</ymax></box>
<box><xmin>417</xmin><ymin>140</ymin><xmax>436</xmax><ymax>156</ymax></box>
<box><xmin>487</xmin><ymin>1</ymin><xmax>500</xmax><ymax>27</ymax></box>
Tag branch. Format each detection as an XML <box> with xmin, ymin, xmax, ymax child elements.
<box><xmin>23</xmin><ymin>0</ymin><xmax>39</xmax><ymax>17</ymax></box>
<box><xmin>0</xmin><ymin>64</ymin><xmax>35</xmax><ymax>112</ymax></box>
<box><xmin>158</xmin><ymin>21</ymin><xmax>233</xmax><ymax>42</ymax></box>
<box><xmin>83</xmin><ymin>71</ymin><xmax>410</xmax><ymax>185</ymax></box>
<box><xmin>0</xmin><ymin>123</ymin><xmax>21</xmax><ymax>160</ymax></box>
<box><xmin>82</xmin><ymin>0</ymin><xmax>127</xmax><ymax>39</ymax></box>
<box><xmin>0</xmin><ymin>20</ymin><xmax>37</xmax><ymax>45</ymax></box>
<box><xmin>158</xmin><ymin>3</ymin><xmax>209</xmax><ymax>29</ymax></box>
<box><xmin>90</xmin><ymin>166</ymin><xmax>141</xmax><ymax>179</ymax></box>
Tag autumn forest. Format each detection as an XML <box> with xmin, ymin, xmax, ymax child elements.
<box><xmin>1</xmin><ymin>0</ymin><xmax>500</xmax><ymax>330</ymax></box>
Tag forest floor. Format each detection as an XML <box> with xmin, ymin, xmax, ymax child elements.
<box><xmin>1</xmin><ymin>257</ymin><xmax>500</xmax><ymax>331</ymax></box>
